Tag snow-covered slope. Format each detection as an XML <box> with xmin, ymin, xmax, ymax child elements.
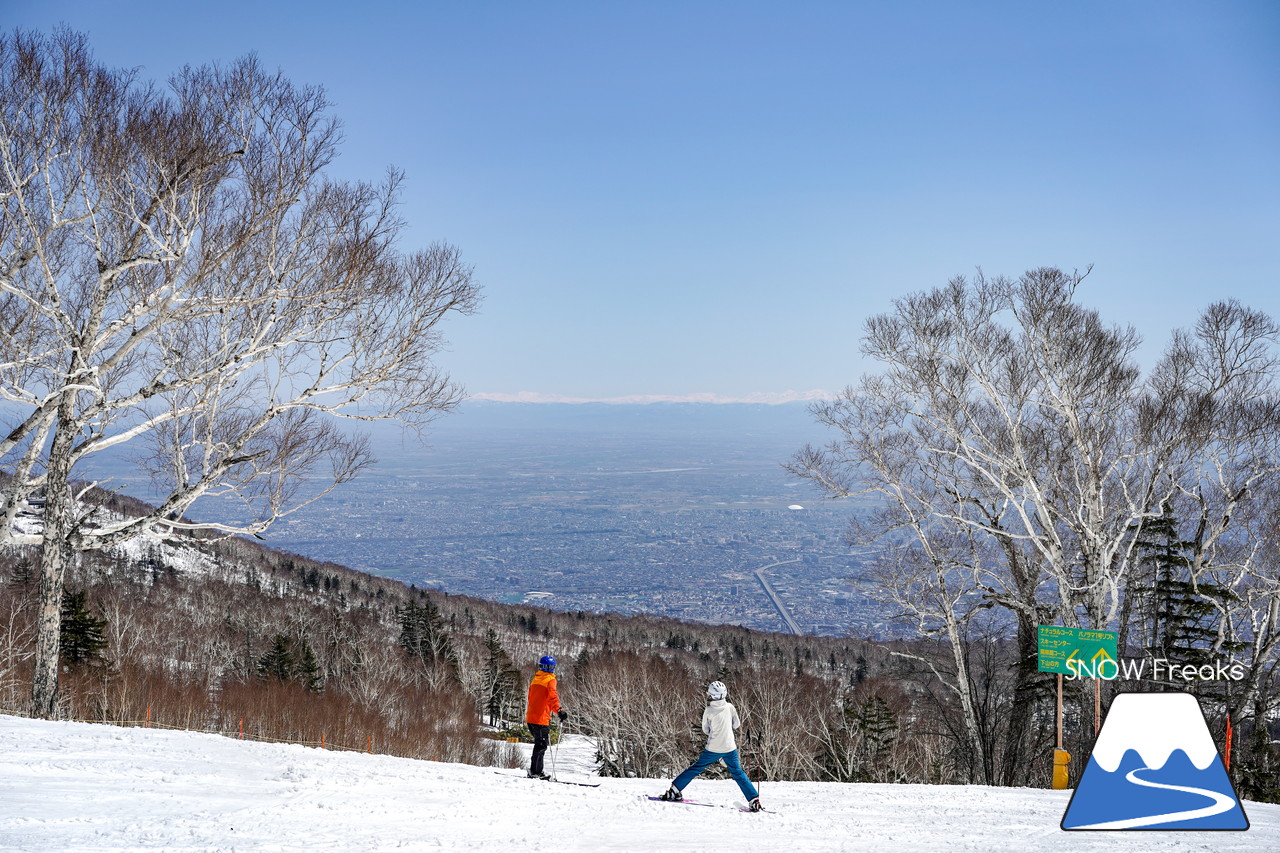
<box><xmin>1</xmin><ymin>715</ymin><xmax>1276</xmax><ymax>853</ymax></box>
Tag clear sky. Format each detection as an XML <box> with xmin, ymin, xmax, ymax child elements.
<box><xmin>7</xmin><ymin>1</ymin><xmax>1280</xmax><ymax>401</ymax></box>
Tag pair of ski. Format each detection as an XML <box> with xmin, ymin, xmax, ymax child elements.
<box><xmin>504</xmin><ymin>771</ymin><xmax>764</xmax><ymax>811</ymax></box>
<box><xmin>497</xmin><ymin>770</ymin><xmax>600</xmax><ymax>788</ymax></box>
<box><xmin>647</xmin><ymin>795</ymin><xmax>763</xmax><ymax>813</ymax></box>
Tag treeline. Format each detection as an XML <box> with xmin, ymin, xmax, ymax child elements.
<box><xmin>2</xmin><ymin>504</ymin><xmax>1276</xmax><ymax>799</ymax></box>
<box><xmin>0</xmin><ymin>515</ymin><xmax>958</xmax><ymax>784</ymax></box>
<box><xmin>0</xmin><ymin>539</ymin><xmax>504</xmax><ymax>764</ymax></box>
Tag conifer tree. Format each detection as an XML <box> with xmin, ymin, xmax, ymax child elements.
<box><xmin>296</xmin><ymin>640</ymin><xmax>323</xmax><ymax>692</ymax></box>
<box><xmin>1239</xmin><ymin>714</ymin><xmax>1280</xmax><ymax>802</ymax></box>
<box><xmin>59</xmin><ymin>590</ymin><xmax>107</xmax><ymax>668</ymax></box>
<box><xmin>9</xmin><ymin>557</ymin><xmax>34</xmax><ymax>588</ymax></box>
<box><xmin>397</xmin><ymin>598</ymin><xmax>458</xmax><ymax>674</ymax></box>
<box><xmin>481</xmin><ymin>629</ymin><xmax>520</xmax><ymax>726</ymax></box>
<box><xmin>852</xmin><ymin>695</ymin><xmax>899</xmax><ymax>770</ymax></box>
<box><xmin>257</xmin><ymin>634</ymin><xmax>297</xmax><ymax>682</ymax></box>
<box><xmin>817</xmin><ymin>692</ymin><xmax>902</xmax><ymax>783</ymax></box>
<box><xmin>256</xmin><ymin>634</ymin><xmax>323</xmax><ymax>690</ymax></box>
<box><xmin>1130</xmin><ymin>503</ymin><xmax>1241</xmax><ymax>667</ymax></box>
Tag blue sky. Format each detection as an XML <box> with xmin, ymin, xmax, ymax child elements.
<box><xmin>8</xmin><ymin>1</ymin><xmax>1280</xmax><ymax>401</ymax></box>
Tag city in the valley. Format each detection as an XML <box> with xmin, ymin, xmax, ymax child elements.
<box><xmin>258</xmin><ymin>403</ymin><xmax>886</xmax><ymax>637</ymax></box>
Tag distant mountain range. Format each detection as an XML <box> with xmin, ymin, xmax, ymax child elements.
<box><xmin>467</xmin><ymin>390</ymin><xmax>835</xmax><ymax>405</ymax></box>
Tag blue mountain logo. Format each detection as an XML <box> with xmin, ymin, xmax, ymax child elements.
<box><xmin>1062</xmin><ymin>692</ymin><xmax>1248</xmax><ymax>830</ymax></box>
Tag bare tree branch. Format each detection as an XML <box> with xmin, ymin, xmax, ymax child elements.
<box><xmin>0</xmin><ymin>29</ymin><xmax>480</xmax><ymax>717</ymax></box>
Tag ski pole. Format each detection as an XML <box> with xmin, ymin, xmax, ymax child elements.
<box><xmin>551</xmin><ymin>717</ymin><xmax>561</xmax><ymax>780</ymax></box>
<box><xmin>749</xmin><ymin>727</ymin><xmax>761</xmax><ymax>798</ymax></box>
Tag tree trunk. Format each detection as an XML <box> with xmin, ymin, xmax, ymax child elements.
<box><xmin>30</xmin><ymin>404</ymin><xmax>78</xmax><ymax>719</ymax></box>
<box><xmin>942</xmin><ymin>598</ymin><xmax>988</xmax><ymax>783</ymax></box>
<box><xmin>1000</xmin><ymin>614</ymin><xmax>1042</xmax><ymax>786</ymax></box>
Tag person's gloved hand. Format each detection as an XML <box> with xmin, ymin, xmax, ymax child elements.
<box><xmin>557</xmin><ymin>709</ymin><xmax>569</xmax><ymax>722</ymax></box>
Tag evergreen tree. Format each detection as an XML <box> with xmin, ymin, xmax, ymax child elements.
<box><xmin>10</xmin><ymin>556</ymin><xmax>34</xmax><ymax>588</ymax></box>
<box><xmin>517</xmin><ymin>612</ymin><xmax>539</xmax><ymax>635</ymax></box>
<box><xmin>296</xmin><ymin>639</ymin><xmax>323</xmax><ymax>692</ymax></box>
<box><xmin>1239</xmin><ymin>714</ymin><xmax>1280</xmax><ymax>802</ymax></box>
<box><xmin>852</xmin><ymin>694</ymin><xmax>899</xmax><ymax>769</ymax></box>
<box><xmin>397</xmin><ymin>598</ymin><xmax>458</xmax><ymax>673</ymax></box>
<box><xmin>481</xmin><ymin>629</ymin><xmax>521</xmax><ymax>726</ymax></box>
<box><xmin>1130</xmin><ymin>503</ymin><xmax>1241</xmax><ymax>667</ymax></box>
<box><xmin>817</xmin><ymin>693</ymin><xmax>900</xmax><ymax>783</ymax></box>
<box><xmin>256</xmin><ymin>634</ymin><xmax>324</xmax><ymax>691</ymax></box>
<box><xmin>59</xmin><ymin>590</ymin><xmax>108</xmax><ymax>668</ymax></box>
<box><xmin>257</xmin><ymin>634</ymin><xmax>296</xmax><ymax>682</ymax></box>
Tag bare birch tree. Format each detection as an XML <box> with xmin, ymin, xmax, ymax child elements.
<box><xmin>573</xmin><ymin>651</ymin><xmax>696</xmax><ymax>778</ymax></box>
<box><xmin>1167</xmin><ymin>453</ymin><xmax>1280</xmax><ymax>755</ymax></box>
<box><xmin>736</xmin><ymin>666</ymin><xmax>823</xmax><ymax>781</ymax></box>
<box><xmin>0</xmin><ymin>29</ymin><xmax>480</xmax><ymax>717</ymax></box>
<box><xmin>791</xmin><ymin>267</ymin><xmax>1280</xmax><ymax>781</ymax></box>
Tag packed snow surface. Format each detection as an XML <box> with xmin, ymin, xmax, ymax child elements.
<box><xmin>2</xmin><ymin>715</ymin><xmax>1277</xmax><ymax>852</ymax></box>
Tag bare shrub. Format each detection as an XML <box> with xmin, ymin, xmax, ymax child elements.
<box><xmin>574</xmin><ymin>650</ymin><xmax>701</xmax><ymax>778</ymax></box>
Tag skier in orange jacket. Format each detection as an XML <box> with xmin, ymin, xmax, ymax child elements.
<box><xmin>526</xmin><ymin>655</ymin><xmax>568</xmax><ymax>780</ymax></box>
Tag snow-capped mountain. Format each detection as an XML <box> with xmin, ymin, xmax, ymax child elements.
<box><xmin>1090</xmin><ymin>693</ymin><xmax>1222</xmax><ymax>773</ymax></box>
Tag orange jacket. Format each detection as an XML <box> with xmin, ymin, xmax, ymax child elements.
<box><xmin>525</xmin><ymin>670</ymin><xmax>561</xmax><ymax>725</ymax></box>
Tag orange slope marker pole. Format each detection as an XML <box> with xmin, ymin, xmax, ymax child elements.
<box><xmin>1226</xmin><ymin>713</ymin><xmax>1233</xmax><ymax>772</ymax></box>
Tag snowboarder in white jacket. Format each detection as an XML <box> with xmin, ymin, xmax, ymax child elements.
<box><xmin>659</xmin><ymin>681</ymin><xmax>762</xmax><ymax>811</ymax></box>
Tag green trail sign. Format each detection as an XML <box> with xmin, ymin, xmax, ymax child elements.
<box><xmin>1037</xmin><ymin>625</ymin><xmax>1118</xmax><ymax>677</ymax></box>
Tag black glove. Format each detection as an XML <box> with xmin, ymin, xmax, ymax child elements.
<box><xmin>557</xmin><ymin>709</ymin><xmax>569</xmax><ymax>723</ymax></box>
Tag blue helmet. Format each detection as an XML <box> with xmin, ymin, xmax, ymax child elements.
<box><xmin>538</xmin><ymin>655</ymin><xmax>557</xmax><ymax>673</ymax></box>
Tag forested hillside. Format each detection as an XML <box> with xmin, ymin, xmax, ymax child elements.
<box><xmin>3</xmin><ymin>475</ymin><xmax>1279</xmax><ymax>802</ymax></box>
<box><xmin>0</xmin><ymin>487</ymin><xmax>910</xmax><ymax>781</ymax></box>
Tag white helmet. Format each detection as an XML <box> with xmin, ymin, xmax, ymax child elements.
<box><xmin>706</xmin><ymin>681</ymin><xmax>727</xmax><ymax>701</ymax></box>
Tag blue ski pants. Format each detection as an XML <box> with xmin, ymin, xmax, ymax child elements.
<box><xmin>672</xmin><ymin>748</ymin><xmax>759</xmax><ymax>800</ymax></box>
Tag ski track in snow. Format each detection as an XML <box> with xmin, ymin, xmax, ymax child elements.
<box><xmin>2</xmin><ymin>716</ymin><xmax>1278</xmax><ymax>853</ymax></box>
<box><xmin>1068</xmin><ymin>766</ymin><xmax>1238</xmax><ymax>830</ymax></box>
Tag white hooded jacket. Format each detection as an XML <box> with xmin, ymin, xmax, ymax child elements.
<box><xmin>701</xmin><ymin>698</ymin><xmax>741</xmax><ymax>753</ymax></box>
